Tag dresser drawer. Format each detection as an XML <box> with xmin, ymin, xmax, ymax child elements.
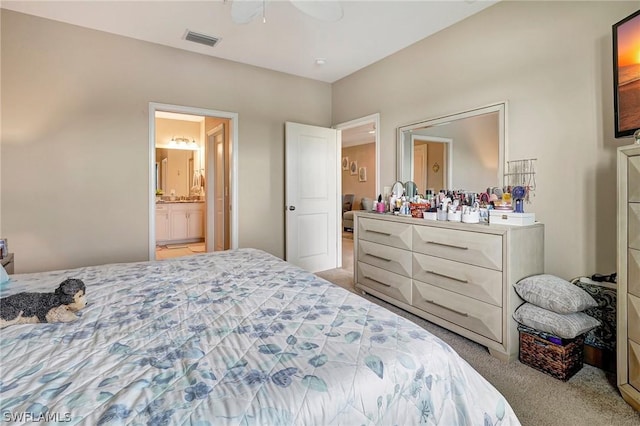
<box><xmin>629</xmin><ymin>293</ymin><xmax>640</xmax><ymax>344</ymax></box>
<box><xmin>630</xmin><ymin>203</ymin><xmax>640</xmax><ymax>251</ymax></box>
<box><xmin>629</xmin><ymin>249</ymin><xmax>640</xmax><ymax>298</ymax></box>
<box><xmin>357</xmin><ymin>262</ymin><xmax>412</xmax><ymax>305</ymax></box>
<box><xmin>413</xmin><ymin>226</ymin><xmax>503</xmax><ymax>270</ymax></box>
<box><xmin>412</xmin><ymin>253</ymin><xmax>502</xmax><ymax>306</ymax></box>
<box><xmin>358</xmin><ymin>240</ymin><xmax>412</xmax><ymax>278</ymax></box>
<box><xmin>629</xmin><ymin>155</ymin><xmax>640</xmax><ymax>202</ymax></box>
<box><xmin>629</xmin><ymin>339</ymin><xmax>640</xmax><ymax>392</ymax></box>
<box><xmin>412</xmin><ymin>280</ymin><xmax>502</xmax><ymax>342</ymax></box>
<box><xmin>358</xmin><ymin>217</ymin><xmax>412</xmax><ymax>250</ymax></box>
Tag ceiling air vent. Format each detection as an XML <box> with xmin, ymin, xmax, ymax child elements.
<box><xmin>185</xmin><ymin>30</ymin><xmax>220</xmax><ymax>47</ymax></box>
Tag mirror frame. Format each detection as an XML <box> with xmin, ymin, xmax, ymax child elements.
<box><xmin>396</xmin><ymin>102</ymin><xmax>506</xmax><ymax>191</ymax></box>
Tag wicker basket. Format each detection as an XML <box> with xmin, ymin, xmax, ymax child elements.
<box><xmin>518</xmin><ymin>326</ymin><xmax>584</xmax><ymax>381</ymax></box>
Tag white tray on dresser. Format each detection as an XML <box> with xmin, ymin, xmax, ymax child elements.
<box><xmin>353</xmin><ymin>211</ymin><xmax>544</xmax><ymax>361</ymax></box>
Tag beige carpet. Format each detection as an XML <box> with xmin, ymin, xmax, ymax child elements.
<box><xmin>316</xmin><ymin>243</ymin><xmax>640</xmax><ymax>426</ymax></box>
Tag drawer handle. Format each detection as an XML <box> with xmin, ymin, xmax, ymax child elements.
<box><xmin>426</xmin><ymin>241</ymin><xmax>469</xmax><ymax>250</ymax></box>
<box><xmin>363</xmin><ymin>276</ymin><xmax>391</xmax><ymax>287</ymax></box>
<box><xmin>424</xmin><ymin>299</ymin><xmax>469</xmax><ymax>317</ymax></box>
<box><xmin>367</xmin><ymin>253</ymin><xmax>392</xmax><ymax>262</ymax></box>
<box><xmin>425</xmin><ymin>270</ymin><xmax>468</xmax><ymax>283</ymax></box>
<box><xmin>367</xmin><ymin>230</ymin><xmax>392</xmax><ymax>237</ymax></box>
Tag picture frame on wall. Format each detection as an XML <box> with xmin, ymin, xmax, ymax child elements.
<box><xmin>358</xmin><ymin>167</ymin><xmax>367</xmax><ymax>182</ymax></box>
<box><xmin>342</xmin><ymin>157</ymin><xmax>349</xmax><ymax>171</ymax></box>
<box><xmin>613</xmin><ymin>9</ymin><xmax>640</xmax><ymax>138</ymax></box>
<box><xmin>350</xmin><ymin>161</ymin><xmax>358</xmax><ymax>175</ymax></box>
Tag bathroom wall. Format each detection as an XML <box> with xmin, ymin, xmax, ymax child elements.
<box><xmin>156</xmin><ymin>118</ymin><xmax>201</xmax><ymax>197</ymax></box>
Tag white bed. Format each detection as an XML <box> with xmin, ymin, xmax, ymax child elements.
<box><xmin>0</xmin><ymin>248</ymin><xmax>520</xmax><ymax>425</ymax></box>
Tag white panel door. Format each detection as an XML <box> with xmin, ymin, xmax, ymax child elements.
<box><xmin>214</xmin><ymin>127</ymin><xmax>226</xmax><ymax>251</ymax></box>
<box><xmin>285</xmin><ymin>122</ymin><xmax>340</xmax><ymax>272</ymax></box>
<box><xmin>413</xmin><ymin>143</ymin><xmax>427</xmax><ymax>193</ymax></box>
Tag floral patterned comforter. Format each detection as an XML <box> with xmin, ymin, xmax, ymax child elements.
<box><xmin>0</xmin><ymin>248</ymin><xmax>520</xmax><ymax>425</ymax></box>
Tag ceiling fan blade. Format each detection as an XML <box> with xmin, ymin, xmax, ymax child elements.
<box><xmin>231</xmin><ymin>0</ymin><xmax>264</xmax><ymax>24</ymax></box>
<box><xmin>290</xmin><ymin>0</ymin><xmax>343</xmax><ymax>22</ymax></box>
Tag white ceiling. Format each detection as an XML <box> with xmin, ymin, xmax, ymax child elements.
<box><xmin>1</xmin><ymin>0</ymin><xmax>498</xmax><ymax>83</ymax></box>
<box><xmin>342</xmin><ymin>122</ymin><xmax>376</xmax><ymax>147</ymax></box>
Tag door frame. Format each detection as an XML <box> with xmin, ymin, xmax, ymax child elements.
<box><xmin>410</xmin><ymin>134</ymin><xmax>453</xmax><ymax>190</ymax></box>
<box><xmin>206</xmin><ymin>123</ymin><xmax>226</xmax><ymax>252</ymax></box>
<box><xmin>334</xmin><ymin>113</ymin><xmax>380</xmax><ymax>198</ymax></box>
<box><xmin>333</xmin><ymin>113</ymin><xmax>380</xmax><ymax>268</ymax></box>
<box><xmin>148</xmin><ymin>102</ymin><xmax>239</xmax><ymax>260</ymax></box>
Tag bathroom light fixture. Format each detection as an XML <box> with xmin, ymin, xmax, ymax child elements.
<box><xmin>158</xmin><ymin>137</ymin><xmax>199</xmax><ymax>150</ymax></box>
<box><xmin>172</xmin><ymin>137</ymin><xmax>198</xmax><ymax>146</ymax></box>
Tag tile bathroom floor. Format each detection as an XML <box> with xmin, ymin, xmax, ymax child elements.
<box><xmin>155</xmin><ymin>242</ymin><xmax>205</xmax><ymax>260</ymax></box>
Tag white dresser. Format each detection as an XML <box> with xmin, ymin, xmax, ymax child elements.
<box><xmin>354</xmin><ymin>211</ymin><xmax>544</xmax><ymax>360</ymax></box>
<box><xmin>617</xmin><ymin>144</ymin><xmax>640</xmax><ymax>411</ymax></box>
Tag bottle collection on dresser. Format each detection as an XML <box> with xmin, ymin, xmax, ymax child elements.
<box><xmin>378</xmin><ymin>181</ymin><xmax>535</xmax><ymax>226</ymax></box>
<box><xmin>353</xmin><ymin>182</ymin><xmax>544</xmax><ymax>361</ymax></box>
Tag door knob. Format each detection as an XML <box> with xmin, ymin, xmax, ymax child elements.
<box><xmin>288</xmin><ymin>206</ymin><xmax>296</xmax><ymax>211</ymax></box>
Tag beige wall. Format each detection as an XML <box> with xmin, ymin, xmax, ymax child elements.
<box><xmin>2</xmin><ymin>3</ymin><xmax>637</xmax><ymax>278</ymax></box>
<box><xmin>332</xmin><ymin>1</ymin><xmax>638</xmax><ymax>279</ymax></box>
<box><xmin>1</xmin><ymin>10</ymin><xmax>331</xmax><ymax>273</ymax></box>
<box><xmin>155</xmin><ymin>118</ymin><xmax>200</xmax><ymax>197</ymax></box>
<box><xmin>156</xmin><ymin>118</ymin><xmax>201</xmax><ymax>149</ymax></box>
<box><xmin>342</xmin><ymin>143</ymin><xmax>376</xmax><ymax>209</ymax></box>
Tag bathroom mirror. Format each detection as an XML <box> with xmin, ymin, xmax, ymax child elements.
<box><xmin>391</xmin><ymin>181</ymin><xmax>405</xmax><ymax>197</ymax></box>
<box><xmin>155</xmin><ymin>148</ymin><xmax>194</xmax><ymax>197</ymax></box>
<box><xmin>397</xmin><ymin>103</ymin><xmax>505</xmax><ymax>193</ymax></box>
<box><xmin>404</xmin><ymin>181</ymin><xmax>418</xmax><ymax>198</ymax></box>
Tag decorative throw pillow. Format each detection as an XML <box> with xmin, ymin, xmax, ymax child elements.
<box><xmin>513</xmin><ymin>303</ymin><xmax>600</xmax><ymax>339</ymax></box>
<box><xmin>514</xmin><ymin>274</ymin><xmax>597</xmax><ymax>314</ymax></box>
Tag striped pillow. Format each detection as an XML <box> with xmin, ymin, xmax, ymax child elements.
<box><xmin>513</xmin><ymin>303</ymin><xmax>600</xmax><ymax>339</ymax></box>
<box><xmin>514</xmin><ymin>274</ymin><xmax>597</xmax><ymax>314</ymax></box>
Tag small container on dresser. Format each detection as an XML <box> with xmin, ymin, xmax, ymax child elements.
<box><xmin>1</xmin><ymin>253</ymin><xmax>14</xmax><ymax>275</ymax></box>
<box><xmin>617</xmin><ymin>144</ymin><xmax>640</xmax><ymax>411</ymax></box>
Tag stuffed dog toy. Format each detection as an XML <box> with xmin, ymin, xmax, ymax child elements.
<box><xmin>0</xmin><ymin>278</ymin><xmax>86</xmax><ymax>329</ymax></box>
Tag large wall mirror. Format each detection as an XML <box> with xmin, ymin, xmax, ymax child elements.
<box><xmin>155</xmin><ymin>148</ymin><xmax>195</xmax><ymax>197</ymax></box>
<box><xmin>397</xmin><ymin>102</ymin><xmax>505</xmax><ymax>194</ymax></box>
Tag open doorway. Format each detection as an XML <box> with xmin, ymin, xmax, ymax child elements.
<box><xmin>148</xmin><ymin>103</ymin><xmax>239</xmax><ymax>260</ymax></box>
<box><xmin>333</xmin><ymin>113</ymin><xmax>380</xmax><ymax>271</ymax></box>
<box><xmin>411</xmin><ymin>135</ymin><xmax>452</xmax><ymax>194</ymax></box>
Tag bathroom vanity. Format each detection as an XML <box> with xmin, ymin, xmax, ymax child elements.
<box><xmin>354</xmin><ymin>211</ymin><xmax>544</xmax><ymax>361</ymax></box>
<box><xmin>155</xmin><ymin>201</ymin><xmax>204</xmax><ymax>245</ymax></box>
